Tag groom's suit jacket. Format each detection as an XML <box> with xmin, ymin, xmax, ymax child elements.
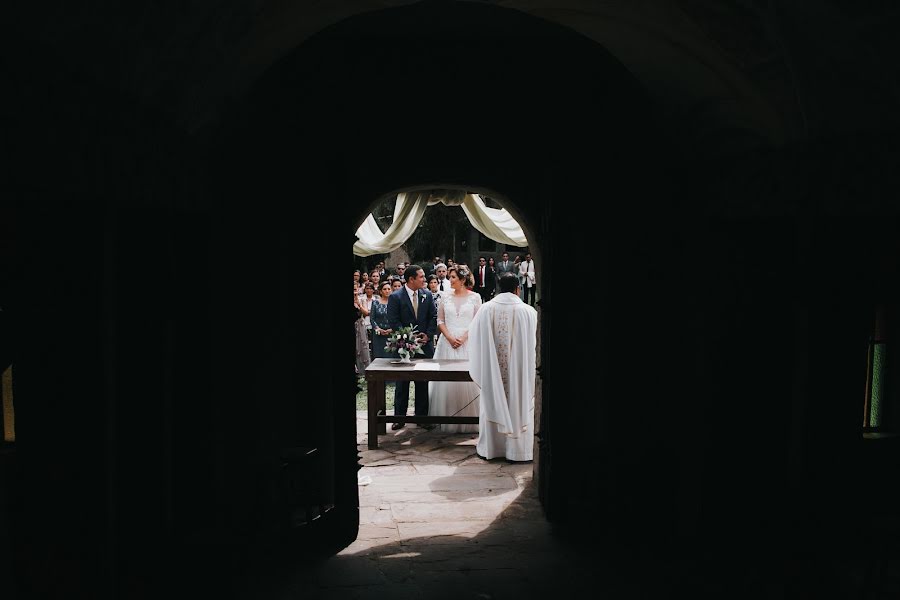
<box><xmin>386</xmin><ymin>286</ymin><xmax>438</xmax><ymax>358</ymax></box>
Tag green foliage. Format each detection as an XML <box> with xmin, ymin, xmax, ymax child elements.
<box><xmin>405</xmin><ymin>202</ymin><xmax>462</xmax><ymax>264</ymax></box>
<box><xmin>356</xmin><ymin>377</ymin><xmax>396</xmax><ymax>411</ymax></box>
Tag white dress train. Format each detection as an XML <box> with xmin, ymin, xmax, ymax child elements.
<box><xmin>428</xmin><ymin>290</ymin><xmax>482</xmax><ymax>433</ymax></box>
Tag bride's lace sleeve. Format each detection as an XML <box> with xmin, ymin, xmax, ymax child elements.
<box><xmin>472</xmin><ymin>292</ymin><xmax>482</xmax><ymax>317</ymax></box>
<box><xmin>437</xmin><ymin>295</ymin><xmax>446</xmax><ymax>326</ymax></box>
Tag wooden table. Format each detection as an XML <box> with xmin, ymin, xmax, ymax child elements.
<box><xmin>365</xmin><ymin>358</ymin><xmax>477</xmax><ymax>449</ymax></box>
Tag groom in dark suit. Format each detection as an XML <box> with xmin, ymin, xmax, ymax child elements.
<box><xmin>386</xmin><ymin>264</ymin><xmax>438</xmax><ymax>430</ymax></box>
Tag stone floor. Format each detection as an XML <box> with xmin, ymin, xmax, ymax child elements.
<box><xmin>226</xmin><ymin>413</ymin><xmax>900</xmax><ymax>599</ymax></box>
<box><xmin>339</xmin><ymin>413</ymin><xmax>569</xmax><ymax>597</ymax></box>
<box><xmin>233</xmin><ymin>413</ymin><xmax>602</xmax><ymax>599</ymax></box>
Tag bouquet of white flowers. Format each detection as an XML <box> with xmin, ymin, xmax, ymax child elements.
<box><xmin>384</xmin><ymin>325</ymin><xmax>425</xmax><ymax>361</ymax></box>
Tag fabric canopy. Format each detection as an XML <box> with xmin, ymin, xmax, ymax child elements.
<box><xmin>353</xmin><ymin>191</ymin><xmax>527</xmax><ymax>257</ymax></box>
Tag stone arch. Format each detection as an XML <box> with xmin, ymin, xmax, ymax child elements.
<box><xmin>183</xmin><ymin>1</ymin><xmax>786</xmax><ymax>146</ymax></box>
<box><xmin>6</xmin><ymin>2</ymin><xmax>900</xmax><ymax>596</ymax></box>
<box><xmin>210</xmin><ymin>0</ymin><xmax>670</xmax><ymax>552</ymax></box>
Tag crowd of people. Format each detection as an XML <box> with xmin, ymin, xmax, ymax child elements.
<box><xmin>353</xmin><ymin>256</ymin><xmax>538</xmax><ymax>462</ymax></box>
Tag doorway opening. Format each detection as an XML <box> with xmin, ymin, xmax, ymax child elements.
<box><xmin>350</xmin><ymin>184</ymin><xmax>544</xmax><ymax>548</ymax></box>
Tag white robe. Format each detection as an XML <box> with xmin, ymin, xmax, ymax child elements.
<box><xmin>468</xmin><ymin>292</ymin><xmax>538</xmax><ymax>461</ymax></box>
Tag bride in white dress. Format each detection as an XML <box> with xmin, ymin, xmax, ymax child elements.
<box><xmin>429</xmin><ymin>265</ymin><xmax>482</xmax><ymax>433</ymax></box>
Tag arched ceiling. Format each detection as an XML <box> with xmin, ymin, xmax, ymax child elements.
<box><xmin>158</xmin><ymin>0</ymin><xmax>794</xmax><ymax>141</ymax></box>
<box><xmin>8</xmin><ymin>0</ymin><xmax>899</xmax><ymax>142</ymax></box>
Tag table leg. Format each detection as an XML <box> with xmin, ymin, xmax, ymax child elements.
<box><xmin>368</xmin><ymin>380</ymin><xmax>385</xmax><ymax>450</ymax></box>
<box><xmin>377</xmin><ymin>381</ymin><xmax>386</xmax><ymax>436</ymax></box>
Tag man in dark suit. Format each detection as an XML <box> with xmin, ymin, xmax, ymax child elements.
<box><xmin>434</xmin><ymin>263</ymin><xmax>449</xmax><ymax>292</ymax></box>
<box><xmin>473</xmin><ymin>256</ymin><xmax>493</xmax><ymax>303</ymax></box>
<box><xmin>424</xmin><ymin>256</ymin><xmax>441</xmax><ymax>279</ymax></box>
<box><xmin>386</xmin><ymin>264</ymin><xmax>438</xmax><ymax>430</ymax></box>
<box><xmin>495</xmin><ymin>251</ymin><xmax>515</xmax><ymax>278</ymax></box>
<box><xmin>376</xmin><ymin>261</ymin><xmax>388</xmax><ymax>281</ymax></box>
<box><xmin>393</xmin><ymin>263</ymin><xmax>407</xmax><ymax>279</ymax></box>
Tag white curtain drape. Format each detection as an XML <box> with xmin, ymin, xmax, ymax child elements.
<box><xmin>460</xmin><ymin>194</ymin><xmax>528</xmax><ymax>248</ymax></box>
<box><xmin>353</xmin><ymin>191</ymin><xmax>527</xmax><ymax>257</ymax></box>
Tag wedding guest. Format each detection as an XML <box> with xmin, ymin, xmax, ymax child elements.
<box><xmin>487</xmin><ymin>256</ymin><xmax>499</xmax><ymax>297</ymax></box>
<box><xmin>426</xmin><ymin>274</ymin><xmax>442</xmax><ymax>344</ymax></box>
<box><xmin>427</xmin><ymin>274</ymin><xmax>440</xmax><ymax>296</ymax></box>
<box><xmin>513</xmin><ymin>255</ymin><xmax>523</xmax><ymax>298</ymax></box>
<box><xmin>519</xmin><ymin>252</ymin><xmax>536</xmax><ymax>306</ymax></box>
<box><xmin>495</xmin><ymin>252</ymin><xmax>515</xmax><ymax>278</ymax></box>
<box><xmin>353</xmin><ymin>282</ymin><xmax>371</xmax><ymax>376</ymax></box>
<box><xmin>361</xmin><ymin>283</ymin><xmax>375</xmax><ymax>351</ymax></box>
<box><xmin>394</xmin><ymin>263</ymin><xmax>407</xmax><ymax>279</ymax></box>
<box><xmin>434</xmin><ymin>263</ymin><xmax>449</xmax><ymax>293</ymax></box>
<box><xmin>391</xmin><ymin>278</ymin><xmax>404</xmax><ymax>291</ymax></box>
<box><xmin>425</xmin><ymin>256</ymin><xmax>442</xmax><ymax>278</ymax></box>
<box><xmin>370</xmin><ymin>281</ymin><xmax>394</xmax><ymax>358</ymax></box>
<box><xmin>376</xmin><ymin>261</ymin><xmax>388</xmax><ymax>281</ymax></box>
<box><xmin>473</xmin><ymin>256</ymin><xmax>493</xmax><ymax>303</ymax></box>
<box><xmin>468</xmin><ymin>272</ymin><xmax>537</xmax><ymax>461</ymax></box>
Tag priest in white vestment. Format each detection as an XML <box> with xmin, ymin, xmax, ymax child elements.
<box><xmin>468</xmin><ymin>272</ymin><xmax>538</xmax><ymax>461</ymax></box>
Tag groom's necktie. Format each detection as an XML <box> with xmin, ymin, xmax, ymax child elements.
<box><xmin>412</xmin><ymin>291</ymin><xmax>418</xmax><ymax>317</ymax></box>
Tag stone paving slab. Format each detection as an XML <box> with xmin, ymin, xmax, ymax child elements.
<box><xmin>359</xmin><ymin>463</ymin><xmax>418</xmax><ymax>476</ymax></box>
<box><xmin>452</xmin><ymin>462</ymin><xmax>505</xmax><ymax>474</ymax></box>
<box><xmin>399</xmin><ymin>447</ymin><xmax>478</xmax><ymax>462</ymax></box>
<box><xmin>337</xmin><ymin>538</ymin><xmax>403</xmax><ymax>557</ymax></box>
<box><xmin>404</xmin><ymin>463</ymin><xmax>469</xmax><ymax>476</ymax></box>
<box><xmin>361</xmin><ymin>458</ymin><xmax>402</xmax><ymax>467</ymax></box>
<box><xmin>392</xmin><ymin>453</ymin><xmax>457</xmax><ymax>465</ymax></box>
<box><xmin>358</xmin><ymin>449</ymin><xmax>393</xmax><ymax>463</ymax></box>
<box><xmin>356</xmin><ymin>523</ymin><xmax>400</xmax><ymax>542</ymax></box>
<box><xmin>358</xmin><ymin>489</ymin><xmax>517</xmax><ymax>506</ymax></box>
<box><xmin>397</xmin><ymin>520</ymin><xmax>497</xmax><ymax>541</ymax></box>
<box><xmin>390</xmin><ymin>497</ymin><xmax>521</xmax><ymax>523</ymax></box>
<box><xmin>358</xmin><ymin>473</ymin><xmax>520</xmax><ymax>494</ymax></box>
<box><xmin>359</xmin><ymin>505</ymin><xmax>396</xmax><ymax>525</ymax></box>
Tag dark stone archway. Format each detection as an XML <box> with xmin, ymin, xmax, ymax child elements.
<box><xmin>211</xmin><ymin>0</ymin><xmax>669</xmax><ymax>559</ymax></box>
<box><xmin>7</xmin><ymin>1</ymin><xmax>900</xmax><ymax>597</ymax></box>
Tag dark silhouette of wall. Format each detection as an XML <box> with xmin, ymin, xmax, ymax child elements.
<box><xmin>3</xmin><ymin>1</ymin><xmax>900</xmax><ymax>597</ymax></box>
